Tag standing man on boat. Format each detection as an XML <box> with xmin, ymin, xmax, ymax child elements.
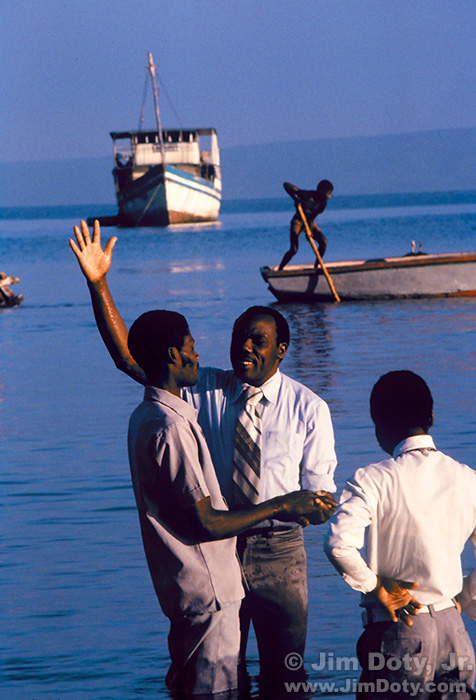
<box><xmin>325</xmin><ymin>370</ymin><xmax>476</xmax><ymax>699</ymax></box>
<box><xmin>69</xmin><ymin>220</ymin><xmax>338</xmax><ymax>693</ymax></box>
<box><xmin>279</xmin><ymin>179</ymin><xmax>334</xmax><ymax>270</ymax></box>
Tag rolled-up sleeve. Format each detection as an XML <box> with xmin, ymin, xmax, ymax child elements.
<box><xmin>155</xmin><ymin>422</ymin><xmax>211</xmax><ymax>509</ymax></box>
<box><xmin>300</xmin><ymin>399</ymin><xmax>337</xmax><ymax>493</ymax></box>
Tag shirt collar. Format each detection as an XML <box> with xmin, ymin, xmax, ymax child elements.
<box><xmin>393</xmin><ymin>434</ymin><xmax>436</xmax><ymax>459</ymax></box>
<box><xmin>145</xmin><ymin>385</ymin><xmax>198</xmax><ymax>421</ymax></box>
<box><xmin>232</xmin><ymin>368</ymin><xmax>282</xmax><ymax>405</ymax></box>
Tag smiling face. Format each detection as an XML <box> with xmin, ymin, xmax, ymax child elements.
<box><xmin>230</xmin><ymin>314</ymin><xmax>288</xmax><ymax>387</ymax></box>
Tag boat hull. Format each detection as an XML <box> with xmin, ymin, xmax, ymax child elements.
<box><xmin>261</xmin><ymin>253</ymin><xmax>476</xmax><ymax>302</ymax></box>
<box><xmin>114</xmin><ymin>164</ymin><xmax>221</xmax><ymax>227</ymax></box>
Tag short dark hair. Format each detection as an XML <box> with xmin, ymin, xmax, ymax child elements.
<box><xmin>317</xmin><ymin>179</ymin><xmax>334</xmax><ymax>194</ymax></box>
<box><xmin>370</xmin><ymin>370</ymin><xmax>433</xmax><ymax>432</ymax></box>
<box><xmin>128</xmin><ymin>310</ymin><xmax>189</xmax><ymax>376</ymax></box>
<box><xmin>232</xmin><ymin>306</ymin><xmax>290</xmax><ymax>347</ymax></box>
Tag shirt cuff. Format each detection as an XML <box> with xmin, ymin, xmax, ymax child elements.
<box><xmin>342</xmin><ymin>570</ymin><xmax>379</xmax><ymax>594</ymax></box>
<box><xmin>325</xmin><ymin>543</ymin><xmax>378</xmax><ymax>593</ymax></box>
<box><xmin>302</xmin><ymin>474</ymin><xmax>337</xmax><ymax>493</ymax></box>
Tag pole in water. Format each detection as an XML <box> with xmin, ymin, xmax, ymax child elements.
<box><xmin>296</xmin><ymin>203</ymin><xmax>341</xmax><ymax>302</ymax></box>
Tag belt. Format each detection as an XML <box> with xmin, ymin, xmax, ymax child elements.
<box><xmin>418</xmin><ymin>599</ymin><xmax>456</xmax><ymax>614</ymax></box>
<box><xmin>238</xmin><ymin>525</ymin><xmax>299</xmax><ymax>539</ymax></box>
<box><xmin>362</xmin><ymin>598</ymin><xmax>456</xmax><ymax>626</ymax></box>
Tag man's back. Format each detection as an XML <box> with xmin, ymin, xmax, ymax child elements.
<box><xmin>295</xmin><ymin>189</ymin><xmax>328</xmax><ymax>221</ymax></box>
<box><xmin>327</xmin><ymin>434</ymin><xmax>476</xmax><ymax>604</ymax></box>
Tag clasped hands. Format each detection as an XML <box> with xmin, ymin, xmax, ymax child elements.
<box><xmin>278</xmin><ymin>490</ymin><xmax>337</xmax><ymax>527</ymax></box>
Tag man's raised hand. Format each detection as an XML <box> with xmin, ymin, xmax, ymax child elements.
<box><xmin>69</xmin><ymin>220</ymin><xmax>117</xmax><ymax>283</ymax></box>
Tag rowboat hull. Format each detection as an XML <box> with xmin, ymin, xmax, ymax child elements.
<box><xmin>261</xmin><ymin>252</ymin><xmax>476</xmax><ymax>302</ymax></box>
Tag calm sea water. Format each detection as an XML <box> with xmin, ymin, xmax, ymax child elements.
<box><xmin>2</xmin><ymin>191</ymin><xmax>476</xmax><ymax>699</ymax></box>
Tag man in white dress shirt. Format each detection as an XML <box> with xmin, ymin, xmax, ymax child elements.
<box><xmin>69</xmin><ymin>220</ymin><xmax>338</xmax><ymax>691</ymax></box>
<box><xmin>325</xmin><ymin>370</ymin><xmax>476</xmax><ymax>699</ymax></box>
<box><xmin>186</xmin><ymin>305</ymin><xmax>337</xmax><ymax>690</ymax></box>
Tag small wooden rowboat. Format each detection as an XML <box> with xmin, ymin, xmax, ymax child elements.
<box><xmin>261</xmin><ymin>252</ymin><xmax>476</xmax><ymax>302</ymax></box>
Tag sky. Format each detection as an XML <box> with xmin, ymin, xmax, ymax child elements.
<box><xmin>2</xmin><ymin>0</ymin><xmax>475</xmax><ymax>163</ymax></box>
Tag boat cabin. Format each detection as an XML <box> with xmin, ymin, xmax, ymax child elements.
<box><xmin>110</xmin><ymin>128</ymin><xmax>220</xmax><ymax>177</ymax></box>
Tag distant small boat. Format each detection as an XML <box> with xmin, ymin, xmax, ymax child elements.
<box><xmin>103</xmin><ymin>53</ymin><xmax>221</xmax><ymax>228</ymax></box>
<box><xmin>0</xmin><ymin>272</ymin><xmax>23</xmax><ymax>307</ymax></box>
<box><xmin>261</xmin><ymin>251</ymin><xmax>476</xmax><ymax>302</ymax></box>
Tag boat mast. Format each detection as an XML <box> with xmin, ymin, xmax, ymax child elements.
<box><xmin>147</xmin><ymin>52</ymin><xmax>166</xmax><ymax>161</ymax></box>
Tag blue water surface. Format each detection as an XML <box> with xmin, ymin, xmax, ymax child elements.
<box><xmin>1</xmin><ymin>192</ymin><xmax>476</xmax><ymax>699</ymax></box>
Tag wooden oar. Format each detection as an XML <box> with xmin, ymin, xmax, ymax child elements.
<box><xmin>296</xmin><ymin>202</ymin><xmax>341</xmax><ymax>302</ymax></box>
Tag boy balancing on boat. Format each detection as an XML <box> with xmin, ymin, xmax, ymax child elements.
<box><xmin>279</xmin><ymin>179</ymin><xmax>334</xmax><ymax>269</ymax></box>
<box><xmin>69</xmin><ymin>221</ymin><xmax>336</xmax><ymax>696</ymax></box>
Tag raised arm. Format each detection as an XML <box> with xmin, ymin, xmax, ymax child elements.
<box><xmin>69</xmin><ymin>220</ymin><xmax>146</xmax><ymax>385</ymax></box>
<box><xmin>283</xmin><ymin>182</ymin><xmax>300</xmax><ymax>202</ymax></box>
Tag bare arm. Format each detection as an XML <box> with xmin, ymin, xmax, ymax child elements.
<box><xmin>190</xmin><ymin>490</ymin><xmax>336</xmax><ymax>541</ymax></box>
<box><xmin>283</xmin><ymin>182</ymin><xmax>300</xmax><ymax>201</ymax></box>
<box><xmin>69</xmin><ymin>220</ymin><xmax>146</xmax><ymax>384</ymax></box>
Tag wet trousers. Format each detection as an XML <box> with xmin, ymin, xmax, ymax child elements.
<box><xmin>356</xmin><ymin>606</ymin><xmax>475</xmax><ymax>699</ymax></box>
<box><xmin>237</xmin><ymin>527</ymin><xmax>308</xmax><ymax>688</ymax></box>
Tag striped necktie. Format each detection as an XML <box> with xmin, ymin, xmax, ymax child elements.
<box><xmin>232</xmin><ymin>386</ymin><xmax>264</xmax><ymax>506</ymax></box>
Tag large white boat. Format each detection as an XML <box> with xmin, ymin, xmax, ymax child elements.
<box><xmin>110</xmin><ymin>54</ymin><xmax>221</xmax><ymax>227</ymax></box>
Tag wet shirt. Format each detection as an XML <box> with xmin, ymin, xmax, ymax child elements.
<box><xmin>128</xmin><ymin>386</ymin><xmax>244</xmax><ymax>618</ymax></box>
<box><xmin>183</xmin><ymin>368</ymin><xmax>337</xmax><ymax>507</ymax></box>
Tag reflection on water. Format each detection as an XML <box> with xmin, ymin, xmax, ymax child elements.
<box><xmin>2</xmin><ymin>196</ymin><xmax>476</xmax><ymax>698</ymax></box>
<box><xmin>278</xmin><ymin>303</ymin><xmax>334</xmax><ymax>396</ymax></box>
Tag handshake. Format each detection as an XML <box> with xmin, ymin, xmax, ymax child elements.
<box><xmin>276</xmin><ymin>490</ymin><xmax>337</xmax><ymax>527</ymax></box>
<box><xmin>305</xmin><ymin>491</ymin><xmax>338</xmax><ymax>525</ymax></box>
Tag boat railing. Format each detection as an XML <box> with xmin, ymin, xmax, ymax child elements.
<box><xmin>133</xmin><ymin>140</ymin><xmax>202</xmax><ymax>167</ymax></box>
